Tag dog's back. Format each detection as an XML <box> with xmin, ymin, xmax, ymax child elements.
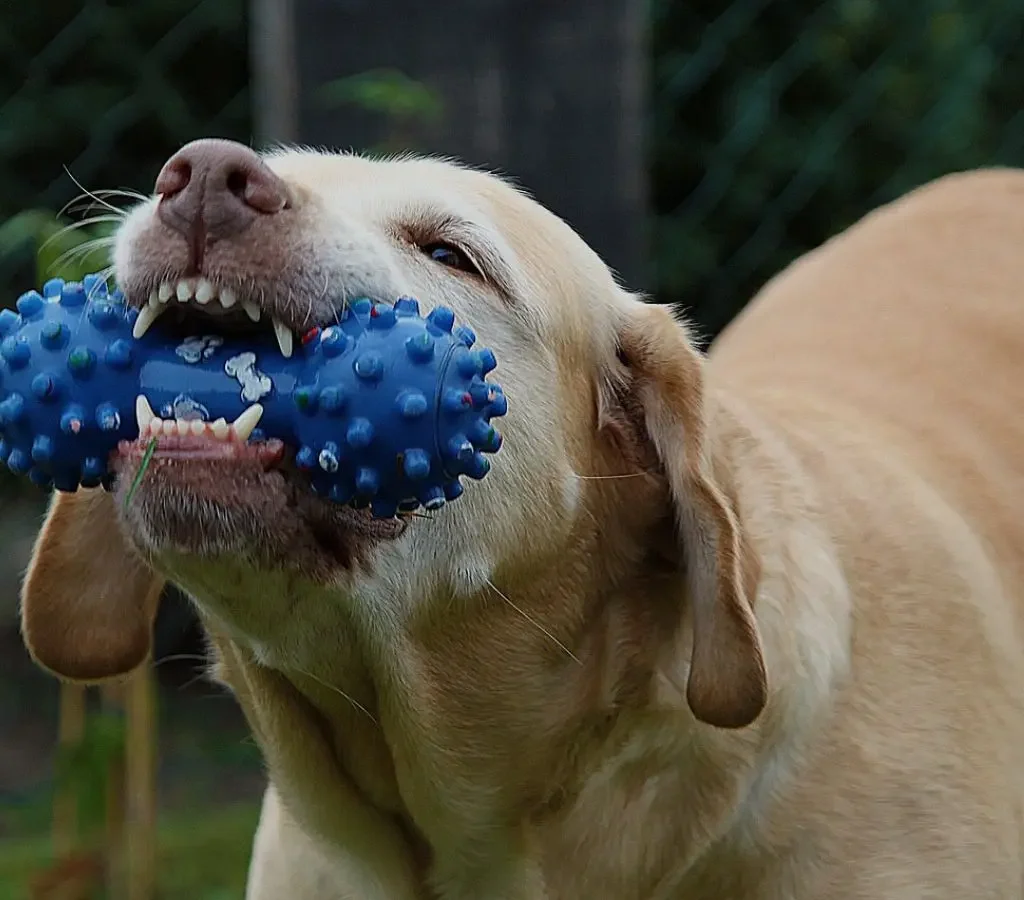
<box><xmin>700</xmin><ymin>168</ymin><xmax>1024</xmax><ymax>897</ymax></box>
<box><xmin>711</xmin><ymin>167</ymin><xmax>1024</xmax><ymax>603</ymax></box>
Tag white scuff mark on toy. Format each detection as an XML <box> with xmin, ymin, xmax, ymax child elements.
<box><xmin>224</xmin><ymin>352</ymin><xmax>273</xmax><ymax>403</ymax></box>
<box><xmin>176</xmin><ymin>335</ymin><xmax>225</xmax><ymax>364</ymax></box>
<box><xmin>171</xmin><ymin>395</ymin><xmax>210</xmax><ymax>421</ymax></box>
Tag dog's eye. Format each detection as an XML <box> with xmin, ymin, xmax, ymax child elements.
<box><xmin>422</xmin><ymin>242</ymin><xmax>480</xmax><ymax>276</ymax></box>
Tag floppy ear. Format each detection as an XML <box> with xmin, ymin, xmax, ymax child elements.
<box><xmin>610</xmin><ymin>302</ymin><xmax>767</xmax><ymax>729</ymax></box>
<box><xmin>20</xmin><ymin>487</ymin><xmax>165</xmax><ymax>683</ymax></box>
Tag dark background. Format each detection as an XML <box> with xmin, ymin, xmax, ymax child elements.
<box><xmin>2</xmin><ymin>0</ymin><xmax>1024</xmax><ymax>896</ymax></box>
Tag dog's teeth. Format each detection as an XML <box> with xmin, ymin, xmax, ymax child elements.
<box><xmin>231</xmin><ymin>404</ymin><xmax>264</xmax><ymax>441</ymax></box>
<box><xmin>272</xmin><ymin>319</ymin><xmax>294</xmax><ymax>358</ymax></box>
<box><xmin>176</xmin><ymin>279</ymin><xmax>194</xmax><ymax>302</ymax></box>
<box><xmin>243</xmin><ymin>300</ymin><xmax>261</xmax><ymax>322</ymax></box>
<box><xmin>149</xmin><ymin>419</ymin><xmax>164</xmax><ymax>437</ymax></box>
<box><xmin>190</xmin><ymin>419</ymin><xmax>207</xmax><ymax>436</ymax></box>
<box><xmin>134</xmin><ymin>395</ymin><xmax>155</xmax><ymax>435</ymax></box>
<box><xmin>132</xmin><ymin>302</ymin><xmax>165</xmax><ymax>339</ymax></box>
<box><xmin>219</xmin><ymin>287</ymin><xmax>238</xmax><ymax>309</ymax></box>
<box><xmin>175</xmin><ymin>419</ymin><xmax>191</xmax><ymax>436</ymax></box>
<box><xmin>195</xmin><ymin>279</ymin><xmax>215</xmax><ymax>304</ymax></box>
<box><xmin>148</xmin><ymin>289</ymin><xmax>159</xmax><ymax>306</ymax></box>
<box><xmin>161</xmin><ymin>419</ymin><xmax>177</xmax><ymax>437</ymax></box>
<box><xmin>210</xmin><ymin>418</ymin><xmax>230</xmax><ymax>440</ymax></box>
<box><xmin>157</xmin><ymin>282</ymin><xmax>174</xmax><ymax>302</ymax></box>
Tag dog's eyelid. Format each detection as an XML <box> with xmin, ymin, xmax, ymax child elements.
<box><xmin>397</xmin><ymin>211</ymin><xmax>521</xmax><ymax>304</ymax></box>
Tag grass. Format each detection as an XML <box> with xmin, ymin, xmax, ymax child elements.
<box><xmin>0</xmin><ymin>801</ymin><xmax>261</xmax><ymax>900</ymax></box>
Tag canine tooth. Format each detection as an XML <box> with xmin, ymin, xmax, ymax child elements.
<box><xmin>243</xmin><ymin>300</ymin><xmax>261</xmax><ymax>322</ymax></box>
<box><xmin>158</xmin><ymin>282</ymin><xmax>174</xmax><ymax>302</ymax></box>
<box><xmin>219</xmin><ymin>287</ymin><xmax>238</xmax><ymax>309</ymax></box>
<box><xmin>135</xmin><ymin>395</ymin><xmax>155</xmax><ymax>435</ymax></box>
<box><xmin>162</xmin><ymin>419</ymin><xmax>177</xmax><ymax>436</ymax></box>
<box><xmin>190</xmin><ymin>419</ymin><xmax>207</xmax><ymax>436</ymax></box>
<box><xmin>175</xmin><ymin>419</ymin><xmax>191</xmax><ymax>437</ymax></box>
<box><xmin>176</xmin><ymin>279</ymin><xmax>194</xmax><ymax>302</ymax></box>
<box><xmin>231</xmin><ymin>404</ymin><xmax>264</xmax><ymax>441</ymax></box>
<box><xmin>273</xmin><ymin>319</ymin><xmax>294</xmax><ymax>358</ymax></box>
<box><xmin>132</xmin><ymin>302</ymin><xmax>165</xmax><ymax>338</ymax></box>
<box><xmin>195</xmin><ymin>279</ymin><xmax>215</xmax><ymax>305</ymax></box>
<box><xmin>211</xmin><ymin>418</ymin><xmax>230</xmax><ymax>440</ymax></box>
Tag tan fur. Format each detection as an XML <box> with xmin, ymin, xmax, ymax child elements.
<box><xmin>21</xmin><ymin>488</ymin><xmax>165</xmax><ymax>682</ymax></box>
<box><xmin>18</xmin><ymin>153</ymin><xmax>1024</xmax><ymax>899</ymax></box>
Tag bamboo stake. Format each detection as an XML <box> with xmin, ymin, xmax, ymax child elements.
<box><xmin>52</xmin><ymin>683</ymin><xmax>86</xmax><ymax>857</ymax></box>
<box><xmin>125</xmin><ymin>665</ymin><xmax>157</xmax><ymax>900</ymax></box>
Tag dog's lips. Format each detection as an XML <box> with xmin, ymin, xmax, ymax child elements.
<box><xmin>109</xmin><ymin>438</ymin><xmax>405</xmax><ymax>576</ymax></box>
<box><xmin>111</xmin><ymin>436</ymin><xmax>296</xmax><ymax>514</ymax></box>
<box><xmin>116</xmin><ymin>433</ymin><xmax>286</xmax><ymax>464</ymax></box>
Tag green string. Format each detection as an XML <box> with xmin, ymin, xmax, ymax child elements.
<box><xmin>123</xmin><ymin>436</ymin><xmax>157</xmax><ymax>509</ymax></box>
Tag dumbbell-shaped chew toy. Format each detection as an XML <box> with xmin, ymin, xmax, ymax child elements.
<box><xmin>0</xmin><ymin>274</ymin><xmax>507</xmax><ymax>518</ymax></box>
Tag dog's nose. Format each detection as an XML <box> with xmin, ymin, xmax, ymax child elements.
<box><xmin>154</xmin><ymin>138</ymin><xmax>288</xmax><ymax>248</ymax></box>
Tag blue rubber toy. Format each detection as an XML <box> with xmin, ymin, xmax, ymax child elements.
<box><xmin>0</xmin><ymin>274</ymin><xmax>507</xmax><ymax>518</ymax></box>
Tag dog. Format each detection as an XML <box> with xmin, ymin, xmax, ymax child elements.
<box><xmin>18</xmin><ymin>139</ymin><xmax>1024</xmax><ymax>898</ymax></box>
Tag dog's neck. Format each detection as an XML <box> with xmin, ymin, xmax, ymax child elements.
<box><xmin>198</xmin><ymin>386</ymin><xmax>853</xmax><ymax>892</ymax></box>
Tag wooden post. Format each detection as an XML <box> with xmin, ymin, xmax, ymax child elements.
<box><xmin>251</xmin><ymin>0</ymin><xmax>651</xmax><ymax>292</ymax></box>
<box><xmin>100</xmin><ymin>682</ymin><xmax>127</xmax><ymax>900</ymax></box>
<box><xmin>52</xmin><ymin>683</ymin><xmax>86</xmax><ymax>856</ymax></box>
<box><xmin>124</xmin><ymin>667</ymin><xmax>157</xmax><ymax>900</ymax></box>
<box><xmin>47</xmin><ymin>668</ymin><xmax>158</xmax><ymax>900</ymax></box>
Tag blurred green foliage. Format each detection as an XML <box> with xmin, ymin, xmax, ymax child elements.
<box><xmin>52</xmin><ymin>710</ymin><xmax>127</xmax><ymax>841</ymax></box>
<box><xmin>0</xmin><ymin>209</ymin><xmax>117</xmax><ymax>286</ymax></box>
<box><xmin>0</xmin><ymin>803</ymin><xmax>259</xmax><ymax>900</ymax></box>
<box><xmin>0</xmin><ymin>0</ymin><xmax>249</xmax><ymax>303</ymax></box>
<box><xmin>318</xmin><ymin>67</ymin><xmax>445</xmax><ymax>124</ymax></box>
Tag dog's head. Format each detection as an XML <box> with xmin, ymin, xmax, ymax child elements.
<box><xmin>20</xmin><ymin>140</ymin><xmax>765</xmax><ymax>730</ymax></box>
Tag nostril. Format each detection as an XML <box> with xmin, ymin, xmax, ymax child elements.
<box><xmin>155</xmin><ymin>158</ymin><xmax>191</xmax><ymax>197</ymax></box>
<box><xmin>225</xmin><ymin>167</ymin><xmax>248</xmax><ymax>200</ymax></box>
<box><xmin>236</xmin><ymin>163</ymin><xmax>289</xmax><ymax>215</ymax></box>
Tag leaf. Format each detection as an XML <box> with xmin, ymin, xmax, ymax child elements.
<box><xmin>316</xmin><ymin>68</ymin><xmax>443</xmax><ymax>123</ymax></box>
<box><xmin>0</xmin><ymin>209</ymin><xmax>60</xmax><ymax>259</ymax></box>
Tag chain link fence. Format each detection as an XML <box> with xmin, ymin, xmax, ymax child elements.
<box><xmin>651</xmin><ymin>0</ymin><xmax>1024</xmax><ymax>341</ymax></box>
<box><xmin>4</xmin><ymin>0</ymin><xmax>1024</xmax><ymax>336</ymax></box>
<box><xmin>651</xmin><ymin>0</ymin><xmax>1024</xmax><ymax>339</ymax></box>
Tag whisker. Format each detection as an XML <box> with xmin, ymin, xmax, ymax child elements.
<box><xmin>62</xmin><ymin>196</ymin><xmax>130</xmax><ymax>221</ymax></box>
<box><xmin>89</xmin><ymin>187</ymin><xmax>150</xmax><ymax>204</ymax></box>
<box><xmin>50</xmin><ymin>237</ymin><xmax>115</xmax><ymax>272</ymax></box>
<box><xmin>484</xmin><ymin>577</ymin><xmax>581</xmax><ymax>665</ymax></box>
<box><xmin>179</xmin><ymin>672</ymin><xmax>216</xmax><ymax>692</ymax></box>
<box><xmin>58</xmin><ymin>193</ymin><xmax>104</xmax><ymax>219</ymax></box>
<box><xmin>294</xmin><ymin>666</ymin><xmax>378</xmax><ymax>724</ymax></box>
<box><xmin>63</xmin><ymin>167</ymin><xmax>124</xmax><ymax>216</ymax></box>
<box><xmin>571</xmin><ymin>471</ymin><xmax>653</xmax><ymax>481</ymax></box>
<box><xmin>37</xmin><ymin>216</ymin><xmax>123</xmax><ymax>255</ymax></box>
<box><xmin>154</xmin><ymin>653</ymin><xmax>210</xmax><ymax>667</ymax></box>
<box><xmin>332</xmin><ymin>276</ymin><xmax>349</xmax><ymax>326</ymax></box>
<box><xmin>83</xmin><ymin>267</ymin><xmax>116</xmax><ymax>301</ymax></box>
<box><xmin>316</xmin><ymin>270</ymin><xmax>330</xmax><ymax>312</ymax></box>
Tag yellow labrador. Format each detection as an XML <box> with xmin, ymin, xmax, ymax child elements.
<box><xmin>18</xmin><ymin>141</ymin><xmax>1024</xmax><ymax>899</ymax></box>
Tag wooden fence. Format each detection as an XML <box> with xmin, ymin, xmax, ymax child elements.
<box><xmin>31</xmin><ymin>667</ymin><xmax>158</xmax><ymax>900</ymax></box>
